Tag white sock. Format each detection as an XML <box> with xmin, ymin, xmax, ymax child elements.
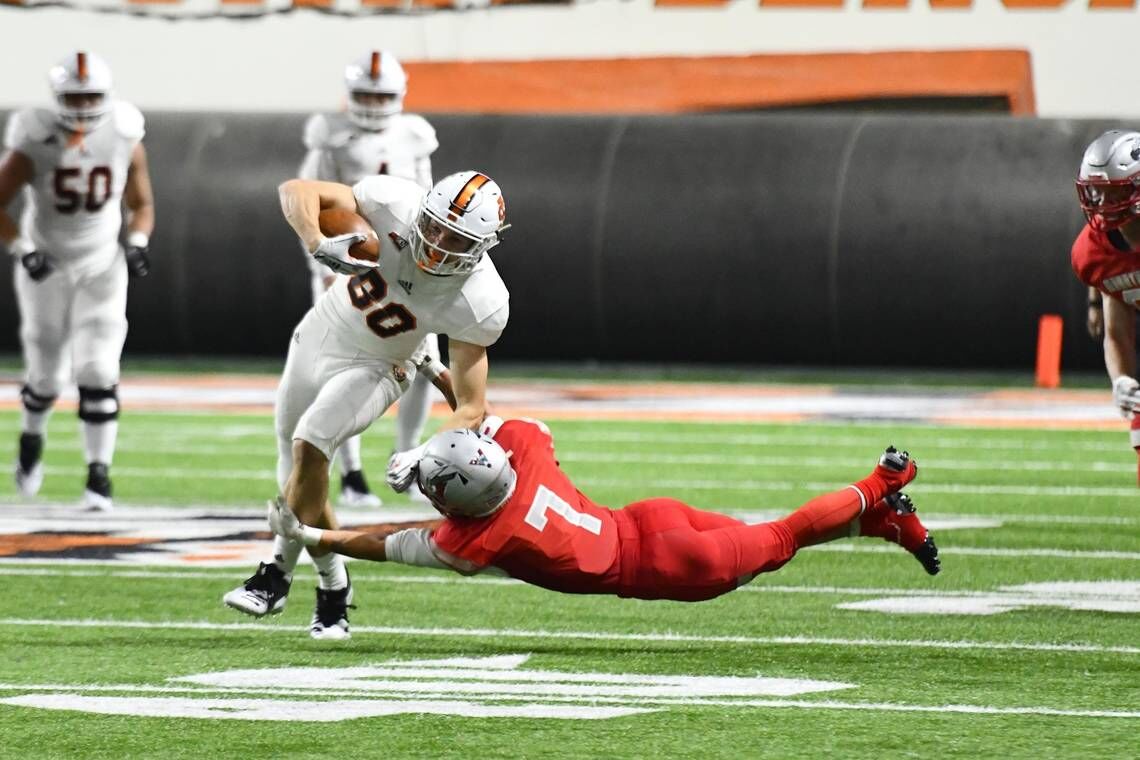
<box><xmin>22</xmin><ymin>407</ymin><xmax>51</xmax><ymax>436</ymax></box>
<box><xmin>82</xmin><ymin>420</ymin><xmax>118</xmax><ymax>465</ymax></box>
<box><xmin>311</xmin><ymin>552</ymin><xmax>349</xmax><ymax>590</ymax></box>
<box><xmin>337</xmin><ymin>435</ymin><xmax>362</xmax><ymax>475</ymax></box>
<box><xmin>396</xmin><ymin>373</ymin><xmax>432</xmax><ymax>451</ymax></box>
<box><xmin>270</xmin><ymin>534</ymin><xmax>303</xmax><ymax>578</ymax></box>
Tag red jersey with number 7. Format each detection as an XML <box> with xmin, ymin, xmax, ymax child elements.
<box><xmin>1071</xmin><ymin>223</ymin><xmax>1140</xmax><ymax>307</ymax></box>
<box><xmin>430</xmin><ymin>419</ymin><xmax>622</xmax><ymax>594</ymax></box>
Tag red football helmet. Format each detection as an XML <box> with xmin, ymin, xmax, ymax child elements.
<box><xmin>1076</xmin><ymin>130</ymin><xmax>1140</xmax><ymax>231</ymax></box>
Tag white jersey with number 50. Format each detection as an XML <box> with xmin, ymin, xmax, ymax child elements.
<box><xmin>3</xmin><ymin>102</ymin><xmax>143</xmax><ymax>274</ymax></box>
<box><xmin>312</xmin><ymin>175</ymin><xmax>509</xmax><ymax>367</ymax></box>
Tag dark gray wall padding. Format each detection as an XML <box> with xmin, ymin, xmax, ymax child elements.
<box><xmin>0</xmin><ymin>111</ymin><xmax>1117</xmax><ymax>370</ymax></box>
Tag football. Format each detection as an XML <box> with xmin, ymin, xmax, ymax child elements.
<box><xmin>318</xmin><ymin>207</ymin><xmax>380</xmax><ymax>262</ymax></box>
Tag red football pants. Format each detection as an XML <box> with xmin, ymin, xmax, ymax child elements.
<box><xmin>614</xmin><ymin>485</ymin><xmax>867</xmax><ymax>602</ymax></box>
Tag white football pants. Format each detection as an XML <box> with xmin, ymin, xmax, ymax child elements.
<box><xmin>275</xmin><ymin>308</ymin><xmax>412</xmax><ymax>492</ymax></box>
<box><xmin>15</xmin><ymin>254</ymin><xmax>128</xmax><ymax>395</ymax></box>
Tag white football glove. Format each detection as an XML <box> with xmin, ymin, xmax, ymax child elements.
<box><xmin>387</xmin><ymin>442</ymin><xmax>429</xmax><ymax>493</ymax></box>
<box><xmin>1112</xmin><ymin>376</ymin><xmax>1140</xmax><ymax>419</ymax></box>
<box><xmin>267</xmin><ymin>497</ymin><xmax>307</xmax><ymax>543</ymax></box>
<box><xmin>311</xmin><ymin>233</ymin><xmax>376</xmax><ymax>276</ymax></box>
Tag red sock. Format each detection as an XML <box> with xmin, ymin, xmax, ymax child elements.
<box><xmin>780</xmin><ymin>485</ymin><xmax>866</xmax><ymax>546</ymax></box>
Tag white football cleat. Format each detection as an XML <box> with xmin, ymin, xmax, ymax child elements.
<box><xmin>15</xmin><ymin>461</ymin><xmax>43</xmax><ymax>497</ymax></box>
<box><xmin>223</xmin><ymin>562</ymin><xmax>292</xmax><ymax>617</ymax></box>
<box><xmin>82</xmin><ymin>489</ymin><xmax>113</xmax><ymax>512</ymax></box>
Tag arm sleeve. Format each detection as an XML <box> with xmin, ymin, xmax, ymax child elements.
<box><xmin>384</xmin><ymin>528</ymin><xmax>453</xmax><ymax>570</ymax></box>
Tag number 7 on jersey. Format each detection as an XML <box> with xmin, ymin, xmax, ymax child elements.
<box><xmin>524</xmin><ymin>485</ymin><xmax>602</xmax><ymax>535</ymax></box>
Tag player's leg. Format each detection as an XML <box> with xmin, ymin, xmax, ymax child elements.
<box><xmin>71</xmin><ymin>259</ymin><xmax>128</xmax><ymax>512</ymax></box>
<box><xmin>394</xmin><ymin>334</ymin><xmax>438</xmax><ymax>504</ymax></box>
<box><xmin>224</xmin><ymin>315</ymin><xmax>325</xmax><ymax>618</ymax></box>
<box><xmin>290</xmin><ymin>360</ymin><xmax>410</xmax><ymax>639</ymax></box>
<box><xmin>13</xmin><ymin>266</ymin><xmax>72</xmax><ymax>497</ymax></box>
<box><xmin>621</xmin><ymin>448</ymin><xmax>923</xmax><ymax>601</ymax></box>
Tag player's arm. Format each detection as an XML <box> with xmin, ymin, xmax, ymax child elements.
<box><xmin>124</xmin><ymin>142</ymin><xmax>155</xmax><ymax>238</ymax></box>
<box><xmin>1102</xmin><ymin>295</ymin><xmax>1140</xmax><ymax>416</ymax></box>
<box><xmin>122</xmin><ymin>143</ymin><xmax>155</xmax><ymax>277</ymax></box>
<box><xmin>414</xmin><ymin>156</ymin><xmax>432</xmax><ymax>191</ymax></box>
<box><xmin>443</xmin><ymin>338</ymin><xmax>490</xmax><ymax>431</ymax></box>
<box><xmin>1103</xmin><ymin>296</ymin><xmax>1137</xmax><ymax>381</ymax></box>
<box><xmin>0</xmin><ymin>148</ymin><xmax>33</xmax><ymax>249</ymax></box>
<box><xmin>277</xmin><ymin>178</ymin><xmax>357</xmax><ymax>253</ymax></box>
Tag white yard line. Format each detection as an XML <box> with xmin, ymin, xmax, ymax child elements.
<box><xmin>0</xmin><ymin>618</ymin><xmax>1135</xmax><ymax>655</ymax></box>
<box><xmin>0</xmin><ymin>682</ymin><xmax>1134</xmax><ymax>719</ymax></box>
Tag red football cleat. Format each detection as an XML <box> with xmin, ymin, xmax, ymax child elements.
<box><xmin>859</xmin><ymin>492</ymin><xmax>941</xmax><ymax>575</ymax></box>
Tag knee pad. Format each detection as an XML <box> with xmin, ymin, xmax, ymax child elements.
<box><xmin>20</xmin><ymin>385</ymin><xmax>58</xmax><ymax>413</ymax></box>
<box><xmin>78</xmin><ymin>385</ymin><xmax>120</xmax><ymax>423</ymax></box>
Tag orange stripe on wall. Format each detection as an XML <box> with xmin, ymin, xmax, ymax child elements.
<box><xmin>1088</xmin><ymin>0</ymin><xmax>1135</xmax><ymax>6</ymax></box>
<box><xmin>403</xmin><ymin>51</ymin><xmax>1036</xmax><ymax>116</ymax></box>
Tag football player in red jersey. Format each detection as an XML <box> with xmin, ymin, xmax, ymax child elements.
<box><xmin>269</xmin><ymin>417</ymin><xmax>940</xmax><ymax>602</ymax></box>
<box><xmin>1072</xmin><ymin>129</ymin><xmax>1140</xmax><ymax>480</ymax></box>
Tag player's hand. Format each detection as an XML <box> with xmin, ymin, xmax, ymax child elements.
<box><xmin>1112</xmin><ymin>376</ymin><xmax>1140</xmax><ymax>419</ymax></box>
<box><xmin>125</xmin><ymin>245</ymin><xmax>150</xmax><ymax>278</ymax></box>
<box><xmin>20</xmin><ymin>250</ymin><xmax>55</xmax><ymax>282</ymax></box>
<box><xmin>311</xmin><ymin>233</ymin><xmax>375</xmax><ymax>276</ymax></box>
<box><xmin>387</xmin><ymin>443</ymin><xmax>429</xmax><ymax>493</ymax></box>
<box><xmin>267</xmin><ymin>497</ymin><xmax>304</xmax><ymax>542</ymax></box>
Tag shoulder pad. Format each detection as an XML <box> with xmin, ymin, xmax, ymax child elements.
<box><xmin>3</xmin><ymin>108</ymin><xmax>55</xmax><ymax>150</ymax></box>
<box><xmin>112</xmin><ymin>101</ymin><xmax>145</xmax><ymax>141</ymax></box>
<box><xmin>353</xmin><ymin>175</ymin><xmax>425</xmax><ymax>226</ymax></box>
<box><xmin>397</xmin><ymin>114</ymin><xmax>439</xmax><ymax>155</ymax></box>
<box><xmin>303</xmin><ymin>112</ymin><xmax>354</xmax><ymax>150</ymax></box>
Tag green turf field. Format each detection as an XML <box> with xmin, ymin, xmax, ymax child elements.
<box><xmin>0</xmin><ymin>410</ymin><xmax>1136</xmax><ymax>758</ymax></box>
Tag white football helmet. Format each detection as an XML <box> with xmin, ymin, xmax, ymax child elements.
<box><xmin>48</xmin><ymin>51</ymin><xmax>113</xmax><ymax>132</ymax></box>
<box><xmin>344</xmin><ymin>51</ymin><xmax>406</xmax><ymax>131</ymax></box>
<box><xmin>412</xmin><ymin>171</ymin><xmax>507</xmax><ymax>276</ymax></box>
<box><xmin>415</xmin><ymin>429</ymin><xmax>517</xmax><ymax>518</ymax></box>
<box><xmin>1076</xmin><ymin>129</ymin><xmax>1140</xmax><ymax>231</ymax></box>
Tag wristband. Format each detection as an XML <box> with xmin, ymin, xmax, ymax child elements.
<box><xmin>7</xmin><ymin>238</ymin><xmax>34</xmax><ymax>258</ymax></box>
<box><xmin>300</xmin><ymin>525</ymin><xmax>323</xmax><ymax>547</ymax></box>
<box><xmin>126</xmin><ymin>231</ymin><xmax>149</xmax><ymax>248</ymax></box>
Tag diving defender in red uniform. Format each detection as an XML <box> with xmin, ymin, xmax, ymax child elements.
<box><xmin>1072</xmin><ymin>129</ymin><xmax>1140</xmax><ymax>481</ymax></box>
<box><xmin>269</xmin><ymin>417</ymin><xmax>939</xmax><ymax>604</ymax></box>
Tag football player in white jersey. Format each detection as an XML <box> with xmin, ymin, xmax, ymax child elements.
<box><xmin>223</xmin><ymin>170</ymin><xmax>509</xmax><ymax>639</ymax></box>
<box><xmin>0</xmin><ymin>51</ymin><xmax>154</xmax><ymax>512</ymax></box>
<box><xmin>299</xmin><ymin>50</ymin><xmax>440</xmax><ymax>510</ymax></box>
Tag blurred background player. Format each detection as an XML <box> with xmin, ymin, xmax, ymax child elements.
<box><xmin>1072</xmin><ymin>129</ymin><xmax>1140</xmax><ymax>483</ymax></box>
<box><xmin>299</xmin><ymin>50</ymin><xmax>439</xmax><ymax>508</ymax></box>
<box><xmin>224</xmin><ymin>170</ymin><xmax>508</xmax><ymax>639</ymax></box>
<box><xmin>0</xmin><ymin>51</ymin><xmax>154</xmax><ymax>511</ymax></box>
<box><xmin>272</xmin><ymin>419</ymin><xmax>939</xmax><ymax>601</ymax></box>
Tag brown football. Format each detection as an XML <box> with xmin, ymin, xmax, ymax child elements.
<box><xmin>318</xmin><ymin>207</ymin><xmax>380</xmax><ymax>262</ymax></box>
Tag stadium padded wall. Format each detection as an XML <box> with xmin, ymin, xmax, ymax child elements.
<box><xmin>0</xmin><ymin>111</ymin><xmax>1114</xmax><ymax>371</ymax></box>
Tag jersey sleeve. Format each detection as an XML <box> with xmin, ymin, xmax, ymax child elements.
<box><xmin>450</xmin><ymin>301</ymin><xmax>509</xmax><ymax>347</ymax></box>
<box><xmin>403</xmin><ymin>114</ymin><xmax>439</xmax><ymax>157</ymax></box>
<box><xmin>1070</xmin><ymin>227</ymin><xmax>1098</xmax><ymax>289</ymax></box>
<box><xmin>112</xmin><ymin>101</ymin><xmax>145</xmax><ymax>143</ymax></box>
<box><xmin>431</xmin><ymin>518</ymin><xmax>497</xmax><ymax>572</ymax></box>
<box><xmin>352</xmin><ymin>175</ymin><xmax>424</xmax><ymax>226</ymax></box>
<box><xmin>3</xmin><ymin>108</ymin><xmax>50</xmax><ymax>152</ymax></box>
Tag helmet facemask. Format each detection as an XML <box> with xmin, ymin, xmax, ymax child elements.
<box><xmin>411</xmin><ymin>206</ymin><xmax>499</xmax><ymax>276</ymax></box>
<box><xmin>347</xmin><ymin>90</ymin><xmax>404</xmax><ymax>131</ymax></box>
<box><xmin>1076</xmin><ymin>177</ymin><xmax>1140</xmax><ymax>232</ymax></box>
